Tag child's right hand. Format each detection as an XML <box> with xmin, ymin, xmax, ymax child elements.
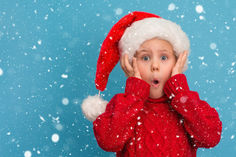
<box><xmin>120</xmin><ymin>54</ymin><xmax>142</xmax><ymax>79</ymax></box>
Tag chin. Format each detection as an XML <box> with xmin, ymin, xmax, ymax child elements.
<box><xmin>149</xmin><ymin>92</ymin><xmax>164</xmax><ymax>99</ymax></box>
<box><xmin>149</xmin><ymin>95</ymin><xmax>162</xmax><ymax>99</ymax></box>
<box><xmin>149</xmin><ymin>87</ymin><xmax>164</xmax><ymax>99</ymax></box>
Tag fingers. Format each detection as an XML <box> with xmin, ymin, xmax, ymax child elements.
<box><xmin>120</xmin><ymin>54</ymin><xmax>134</xmax><ymax>77</ymax></box>
<box><xmin>133</xmin><ymin>57</ymin><xmax>141</xmax><ymax>79</ymax></box>
<box><xmin>172</xmin><ymin>50</ymin><xmax>189</xmax><ymax>76</ymax></box>
<box><xmin>120</xmin><ymin>54</ymin><xmax>128</xmax><ymax>75</ymax></box>
<box><xmin>181</xmin><ymin>50</ymin><xmax>189</xmax><ymax>67</ymax></box>
<box><xmin>175</xmin><ymin>52</ymin><xmax>184</xmax><ymax>67</ymax></box>
<box><xmin>124</xmin><ymin>54</ymin><xmax>133</xmax><ymax>73</ymax></box>
<box><xmin>178</xmin><ymin>51</ymin><xmax>188</xmax><ymax>68</ymax></box>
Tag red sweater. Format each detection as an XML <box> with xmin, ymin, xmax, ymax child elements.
<box><xmin>93</xmin><ymin>74</ymin><xmax>222</xmax><ymax>157</ymax></box>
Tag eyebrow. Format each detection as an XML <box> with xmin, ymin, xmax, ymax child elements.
<box><xmin>136</xmin><ymin>48</ymin><xmax>172</xmax><ymax>55</ymax></box>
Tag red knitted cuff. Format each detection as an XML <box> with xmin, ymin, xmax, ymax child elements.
<box><xmin>164</xmin><ymin>74</ymin><xmax>190</xmax><ymax>99</ymax></box>
<box><xmin>125</xmin><ymin>77</ymin><xmax>150</xmax><ymax>100</ymax></box>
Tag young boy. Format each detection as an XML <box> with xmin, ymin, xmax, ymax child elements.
<box><xmin>81</xmin><ymin>11</ymin><xmax>222</xmax><ymax>157</ymax></box>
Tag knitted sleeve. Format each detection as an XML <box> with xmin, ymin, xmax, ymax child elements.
<box><xmin>164</xmin><ymin>74</ymin><xmax>222</xmax><ymax>148</ymax></box>
<box><xmin>93</xmin><ymin>77</ymin><xmax>150</xmax><ymax>152</ymax></box>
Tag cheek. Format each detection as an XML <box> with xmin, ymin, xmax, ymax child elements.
<box><xmin>162</xmin><ymin>64</ymin><xmax>175</xmax><ymax>79</ymax></box>
<box><xmin>137</xmin><ymin>62</ymin><xmax>148</xmax><ymax>77</ymax></box>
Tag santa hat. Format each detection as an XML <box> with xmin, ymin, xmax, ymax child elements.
<box><xmin>81</xmin><ymin>11</ymin><xmax>190</xmax><ymax>122</ymax></box>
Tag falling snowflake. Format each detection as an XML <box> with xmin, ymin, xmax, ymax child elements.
<box><xmin>0</xmin><ymin>68</ymin><xmax>3</xmax><ymax>76</ymax></box>
<box><xmin>61</xmin><ymin>74</ymin><xmax>68</xmax><ymax>79</ymax></box>
<box><xmin>51</xmin><ymin>133</ymin><xmax>60</xmax><ymax>143</ymax></box>
<box><xmin>24</xmin><ymin>151</ymin><xmax>32</xmax><ymax>157</ymax></box>
<box><xmin>168</xmin><ymin>3</ymin><xmax>176</xmax><ymax>11</ymax></box>
<box><xmin>115</xmin><ymin>8</ymin><xmax>123</xmax><ymax>15</ymax></box>
<box><xmin>195</xmin><ymin>5</ymin><xmax>204</xmax><ymax>14</ymax></box>
<box><xmin>210</xmin><ymin>43</ymin><xmax>217</xmax><ymax>50</ymax></box>
<box><xmin>37</xmin><ymin>40</ymin><xmax>42</xmax><ymax>45</ymax></box>
<box><xmin>62</xmin><ymin>97</ymin><xmax>69</xmax><ymax>105</ymax></box>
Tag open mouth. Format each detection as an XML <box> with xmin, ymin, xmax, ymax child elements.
<box><xmin>151</xmin><ymin>79</ymin><xmax>159</xmax><ymax>87</ymax></box>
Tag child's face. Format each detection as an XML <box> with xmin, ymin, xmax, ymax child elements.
<box><xmin>135</xmin><ymin>38</ymin><xmax>177</xmax><ymax>99</ymax></box>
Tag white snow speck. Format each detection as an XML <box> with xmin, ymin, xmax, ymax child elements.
<box><xmin>180</xmin><ymin>96</ymin><xmax>188</xmax><ymax>103</ymax></box>
<box><xmin>214</xmin><ymin>52</ymin><xmax>219</xmax><ymax>56</ymax></box>
<box><xmin>225</xmin><ymin>25</ymin><xmax>230</xmax><ymax>30</ymax></box>
<box><xmin>6</xmin><ymin>132</ymin><xmax>11</xmax><ymax>135</ymax></box>
<box><xmin>168</xmin><ymin>3</ymin><xmax>176</xmax><ymax>11</ymax></box>
<box><xmin>195</xmin><ymin>5</ymin><xmax>204</xmax><ymax>14</ymax></box>
<box><xmin>137</xmin><ymin>122</ymin><xmax>142</xmax><ymax>125</ymax></box>
<box><xmin>51</xmin><ymin>133</ymin><xmax>60</xmax><ymax>143</ymax></box>
<box><xmin>62</xmin><ymin>97</ymin><xmax>69</xmax><ymax>105</ymax></box>
<box><xmin>73</xmin><ymin>99</ymin><xmax>79</xmax><ymax>104</ymax></box>
<box><xmin>201</xmin><ymin>62</ymin><xmax>208</xmax><ymax>66</ymax></box>
<box><xmin>61</xmin><ymin>74</ymin><xmax>68</xmax><ymax>79</ymax></box>
<box><xmin>39</xmin><ymin>115</ymin><xmax>46</xmax><ymax>122</ymax></box>
<box><xmin>55</xmin><ymin>123</ymin><xmax>63</xmax><ymax>131</ymax></box>
<box><xmin>198</xmin><ymin>56</ymin><xmax>204</xmax><ymax>60</ymax></box>
<box><xmin>44</xmin><ymin>14</ymin><xmax>48</xmax><ymax>20</ymax></box>
<box><xmin>199</xmin><ymin>15</ymin><xmax>205</xmax><ymax>20</ymax></box>
<box><xmin>37</xmin><ymin>150</ymin><xmax>41</xmax><ymax>154</ymax></box>
<box><xmin>87</xmin><ymin>42</ymin><xmax>91</xmax><ymax>46</ymax></box>
<box><xmin>228</xmin><ymin>68</ymin><xmax>235</xmax><ymax>74</ymax></box>
<box><xmin>24</xmin><ymin>151</ymin><xmax>32</xmax><ymax>157</ymax></box>
<box><xmin>115</xmin><ymin>8</ymin><xmax>123</xmax><ymax>15</ymax></box>
<box><xmin>231</xmin><ymin>135</ymin><xmax>235</xmax><ymax>140</ymax></box>
<box><xmin>32</xmin><ymin>45</ymin><xmax>37</xmax><ymax>50</ymax></box>
<box><xmin>232</xmin><ymin>62</ymin><xmax>236</xmax><ymax>66</ymax></box>
<box><xmin>0</xmin><ymin>68</ymin><xmax>3</xmax><ymax>76</ymax></box>
<box><xmin>38</xmin><ymin>40</ymin><xmax>42</xmax><ymax>45</ymax></box>
<box><xmin>210</xmin><ymin>43</ymin><xmax>217</xmax><ymax>50</ymax></box>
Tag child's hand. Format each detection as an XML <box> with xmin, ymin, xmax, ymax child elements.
<box><xmin>120</xmin><ymin>54</ymin><xmax>142</xmax><ymax>79</ymax></box>
<box><xmin>171</xmin><ymin>50</ymin><xmax>189</xmax><ymax>77</ymax></box>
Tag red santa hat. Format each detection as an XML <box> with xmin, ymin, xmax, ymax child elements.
<box><xmin>81</xmin><ymin>11</ymin><xmax>190</xmax><ymax>122</ymax></box>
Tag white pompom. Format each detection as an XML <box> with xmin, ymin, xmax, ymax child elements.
<box><xmin>81</xmin><ymin>94</ymin><xmax>108</xmax><ymax>122</ymax></box>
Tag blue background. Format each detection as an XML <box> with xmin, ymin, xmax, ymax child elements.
<box><xmin>0</xmin><ymin>0</ymin><xmax>235</xmax><ymax>156</ymax></box>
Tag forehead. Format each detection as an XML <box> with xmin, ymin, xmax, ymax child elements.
<box><xmin>136</xmin><ymin>38</ymin><xmax>174</xmax><ymax>55</ymax></box>
<box><xmin>140</xmin><ymin>38</ymin><xmax>173</xmax><ymax>49</ymax></box>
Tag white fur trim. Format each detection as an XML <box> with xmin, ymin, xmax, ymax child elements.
<box><xmin>81</xmin><ymin>94</ymin><xmax>108</xmax><ymax>122</ymax></box>
<box><xmin>119</xmin><ymin>18</ymin><xmax>190</xmax><ymax>71</ymax></box>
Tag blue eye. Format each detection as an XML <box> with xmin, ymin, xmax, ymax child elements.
<box><xmin>142</xmin><ymin>56</ymin><xmax>150</xmax><ymax>61</ymax></box>
<box><xmin>161</xmin><ymin>56</ymin><xmax>167</xmax><ymax>60</ymax></box>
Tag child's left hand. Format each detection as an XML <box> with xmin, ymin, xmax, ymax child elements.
<box><xmin>171</xmin><ymin>50</ymin><xmax>189</xmax><ymax>77</ymax></box>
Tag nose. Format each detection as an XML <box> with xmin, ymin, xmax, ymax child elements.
<box><xmin>151</xmin><ymin>60</ymin><xmax>159</xmax><ymax>72</ymax></box>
